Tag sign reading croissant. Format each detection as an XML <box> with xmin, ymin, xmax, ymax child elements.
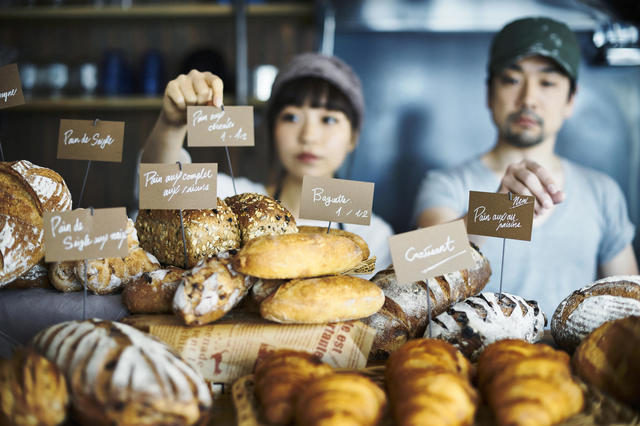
<box><xmin>139</xmin><ymin>163</ymin><xmax>218</xmax><ymax>210</ymax></box>
<box><xmin>299</xmin><ymin>176</ymin><xmax>374</xmax><ymax>226</ymax></box>
<box><xmin>466</xmin><ymin>191</ymin><xmax>535</xmax><ymax>241</ymax></box>
<box><xmin>0</xmin><ymin>64</ymin><xmax>25</xmax><ymax>109</ymax></box>
<box><xmin>43</xmin><ymin>207</ymin><xmax>129</xmax><ymax>262</ymax></box>
<box><xmin>388</xmin><ymin>219</ymin><xmax>476</xmax><ymax>283</ymax></box>
<box><xmin>186</xmin><ymin>106</ymin><xmax>254</xmax><ymax>147</ymax></box>
<box><xmin>57</xmin><ymin>119</ymin><xmax>124</xmax><ymax>162</ymax></box>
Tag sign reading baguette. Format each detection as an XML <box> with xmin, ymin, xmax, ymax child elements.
<box><xmin>299</xmin><ymin>176</ymin><xmax>374</xmax><ymax>226</ymax></box>
<box><xmin>0</xmin><ymin>64</ymin><xmax>25</xmax><ymax>109</ymax></box>
<box><xmin>139</xmin><ymin>163</ymin><xmax>218</xmax><ymax>210</ymax></box>
<box><xmin>466</xmin><ymin>191</ymin><xmax>535</xmax><ymax>241</ymax></box>
<box><xmin>43</xmin><ymin>207</ymin><xmax>129</xmax><ymax>262</ymax></box>
<box><xmin>388</xmin><ymin>220</ymin><xmax>475</xmax><ymax>283</ymax></box>
<box><xmin>186</xmin><ymin>106</ymin><xmax>254</xmax><ymax>147</ymax></box>
<box><xmin>57</xmin><ymin>119</ymin><xmax>124</xmax><ymax>162</ymax></box>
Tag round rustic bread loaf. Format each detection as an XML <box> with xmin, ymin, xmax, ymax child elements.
<box><xmin>31</xmin><ymin>319</ymin><xmax>212</xmax><ymax>425</ymax></box>
<box><xmin>551</xmin><ymin>276</ymin><xmax>640</xmax><ymax>353</ymax></box>
<box><xmin>225</xmin><ymin>192</ymin><xmax>297</xmax><ymax>245</ymax></box>
<box><xmin>122</xmin><ymin>266</ymin><xmax>184</xmax><ymax>314</ymax></box>
<box><xmin>0</xmin><ymin>160</ymin><xmax>72</xmax><ymax>286</ymax></box>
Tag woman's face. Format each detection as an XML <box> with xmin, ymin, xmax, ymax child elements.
<box><xmin>274</xmin><ymin>103</ymin><xmax>356</xmax><ymax>180</ymax></box>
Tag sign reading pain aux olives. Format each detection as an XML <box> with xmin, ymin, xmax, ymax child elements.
<box><xmin>186</xmin><ymin>106</ymin><xmax>254</xmax><ymax>147</ymax></box>
<box><xmin>299</xmin><ymin>176</ymin><xmax>374</xmax><ymax>226</ymax></box>
<box><xmin>466</xmin><ymin>191</ymin><xmax>535</xmax><ymax>241</ymax></box>
<box><xmin>57</xmin><ymin>119</ymin><xmax>124</xmax><ymax>162</ymax></box>
<box><xmin>43</xmin><ymin>207</ymin><xmax>129</xmax><ymax>262</ymax></box>
<box><xmin>388</xmin><ymin>220</ymin><xmax>476</xmax><ymax>283</ymax></box>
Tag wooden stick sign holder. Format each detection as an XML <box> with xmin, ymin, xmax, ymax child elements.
<box><xmin>176</xmin><ymin>161</ymin><xmax>190</xmax><ymax>270</ymax></box>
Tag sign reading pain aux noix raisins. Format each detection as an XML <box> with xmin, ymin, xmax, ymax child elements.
<box><xmin>299</xmin><ymin>176</ymin><xmax>374</xmax><ymax>226</ymax></box>
<box><xmin>43</xmin><ymin>208</ymin><xmax>129</xmax><ymax>262</ymax></box>
<box><xmin>0</xmin><ymin>64</ymin><xmax>25</xmax><ymax>109</ymax></box>
<box><xmin>139</xmin><ymin>163</ymin><xmax>218</xmax><ymax>210</ymax></box>
<box><xmin>186</xmin><ymin>106</ymin><xmax>254</xmax><ymax>147</ymax></box>
<box><xmin>466</xmin><ymin>191</ymin><xmax>535</xmax><ymax>241</ymax></box>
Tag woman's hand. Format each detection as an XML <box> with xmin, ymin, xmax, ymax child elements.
<box><xmin>161</xmin><ymin>69</ymin><xmax>224</xmax><ymax>125</ymax></box>
<box><xmin>499</xmin><ymin>159</ymin><xmax>565</xmax><ymax>217</ymax></box>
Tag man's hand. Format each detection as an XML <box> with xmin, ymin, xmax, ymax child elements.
<box><xmin>161</xmin><ymin>70</ymin><xmax>224</xmax><ymax>125</ymax></box>
<box><xmin>499</xmin><ymin>159</ymin><xmax>565</xmax><ymax>216</ymax></box>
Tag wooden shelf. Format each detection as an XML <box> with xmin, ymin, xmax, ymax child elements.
<box><xmin>0</xmin><ymin>3</ymin><xmax>313</xmax><ymax>20</ymax></box>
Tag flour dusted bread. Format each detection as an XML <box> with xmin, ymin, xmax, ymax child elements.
<box><xmin>0</xmin><ymin>160</ymin><xmax>72</xmax><ymax>287</ymax></box>
<box><xmin>122</xmin><ymin>266</ymin><xmax>184</xmax><ymax>314</ymax></box>
<box><xmin>431</xmin><ymin>292</ymin><xmax>546</xmax><ymax>360</ymax></box>
<box><xmin>4</xmin><ymin>261</ymin><xmax>51</xmax><ymax>289</ymax></box>
<box><xmin>552</xmin><ymin>275</ymin><xmax>640</xmax><ymax>353</ymax></box>
<box><xmin>173</xmin><ymin>253</ymin><xmax>255</xmax><ymax>325</ymax></box>
<box><xmin>298</xmin><ymin>225</ymin><xmax>370</xmax><ymax>260</ymax></box>
<box><xmin>31</xmin><ymin>319</ymin><xmax>212</xmax><ymax>426</ymax></box>
<box><xmin>225</xmin><ymin>192</ymin><xmax>297</xmax><ymax>244</ymax></box>
<box><xmin>0</xmin><ymin>347</ymin><xmax>69</xmax><ymax>426</ymax></box>
<box><xmin>233</xmin><ymin>232</ymin><xmax>363</xmax><ymax>279</ymax></box>
<box><xmin>572</xmin><ymin>315</ymin><xmax>640</xmax><ymax>409</ymax></box>
<box><xmin>135</xmin><ymin>198</ymin><xmax>241</xmax><ymax>268</ymax></box>
<box><xmin>260</xmin><ymin>275</ymin><xmax>384</xmax><ymax>324</ymax></box>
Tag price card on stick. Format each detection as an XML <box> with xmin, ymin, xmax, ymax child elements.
<box><xmin>139</xmin><ymin>163</ymin><xmax>218</xmax><ymax>210</ymax></box>
<box><xmin>0</xmin><ymin>64</ymin><xmax>25</xmax><ymax>109</ymax></box>
<box><xmin>57</xmin><ymin>119</ymin><xmax>124</xmax><ymax>162</ymax></box>
<box><xmin>299</xmin><ymin>176</ymin><xmax>374</xmax><ymax>226</ymax></box>
<box><xmin>467</xmin><ymin>191</ymin><xmax>535</xmax><ymax>241</ymax></box>
<box><xmin>43</xmin><ymin>207</ymin><xmax>129</xmax><ymax>263</ymax></box>
<box><xmin>186</xmin><ymin>106</ymin><xmax>254</xmax><ymax>147</ymax></box>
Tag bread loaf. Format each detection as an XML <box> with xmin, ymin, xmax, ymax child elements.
<box><xmin>0</xmin><ymin>347</ymin><xmax>69</xmax><ymax>426</ymax></box>
<box><xmin>430</xmin><ymin>292</ymin><xmax>546</xmax><ymax>360</ymax></box>
<box><xmin>385</xmin><ymin>339</ymin><xmax>478</xmax><ymax>426</ymax></box>
<box><xmin>135</xmin><ymin>199</ymin><xmax>241</xmax><ymax>268</ymax></box>
<box><xmin>254</xmin><ymin>349</ymin><xmax>333</xmax><ymax>425</ymax></box>
<box><xmin>173</xmin><ymin>252</ymin><xmax>255</xmax><ymax>325</ymax></box>
<box><xmin>0</xmin><ymin>160</ymin><xmax>72</xmax><ymax>287</ymax></box>
<box><xmin>122</xmin><ymin>266</ymin><xmax>184</xmax><ymax>314</ymax></box>
<box><xmin>260</xmin><ymin>275</ymin><xmax>384</xmax><ymax>324</ymax></box>
<box><xmin>295</xmin><ymin>373</ymin><xmax>386</xmax><ymax>426</ymax></box>
<box><xmin>233</xmin><ymin>233</ymin><xmax>363</xmax><ymax>279</ymax></box>
<box><xmin>478</xmin><ymin>339</ymin><xmax>584</xmax><ymax>426</ymax></box>
<box><xmin>360</xmin><ymin>297</ymin><xmax>412</xmax><ymax>361</ymax></box>
<box><xmin>225</xmin><ymin>193</ymin><xmax>297</xmax><ymax>245</ymax></box>
<box><xmin>572</xmin><ymin>315</ymin><xmax>640</xmax><ymax>409</ymax></box>
<box><xmin>298</xmin><ymin>225</ymin><xmax>370</xmax><ymax>260</ymax></box>
<box><xmin>552</xmin><ymin>275</ymin><xmax>640</xmax><ymax>353</ymax></box>
<box><xmin>4</xmin><ymin>261</ymin><xmax>51</xmax><ymax>289</ymax></box>
<box><xmin>49</xmin><ymin>260</ymin><xmax>82</xmax><ymax>292</ymax></box>
<box><xmin>31</xmin><ymin>319</ymin><xmax>212</xmax><ymax>426</ymax></box>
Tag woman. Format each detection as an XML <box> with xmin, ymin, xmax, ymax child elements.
<box><xmin>141</xmin><ymin>53</ymin><xmax>393</xmax><ymax>271</ymax></box>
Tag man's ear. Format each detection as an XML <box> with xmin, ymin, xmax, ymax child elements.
<box><xmin>564</xmin><ymin>84</ymin><xmax>578</xmax><ymax>119</ymax></box>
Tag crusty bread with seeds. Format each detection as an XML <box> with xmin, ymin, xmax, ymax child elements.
<box><xmin>225</xmin><ymin>193</ymin><xmax>297</xmax><ymax>245</ymax></box>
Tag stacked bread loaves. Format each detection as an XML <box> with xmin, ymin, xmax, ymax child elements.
<box><xmin>0</xmin><ymin>160</ymin><xmax>72</xmax><ymax>288</ymax></box>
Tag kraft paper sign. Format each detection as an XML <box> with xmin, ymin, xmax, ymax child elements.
<box><xmin>43</xmin><ymin>207</ymin><xmax>129</xmax><ymax>262</ymax></box>
<box><xmin>388</xmin><ymin>219</ymin><xmax>475</xmax><ymax>283</ymax></box>
<box><xmin>0</xmin><ymin>64</ymin><xmax>25</xmax><ymax>109</ymax></box>
<box><xmin>467</xmin><ymin>191</ymin><xmax>535</xmax><ymax>241</ymax></box>
<box><xmin>57</xmin><ymin>119</ymin><xmax>124</xmax><ymax>162</ymax></box>
<box><xmin>299</xmin><ymin>176</ymin><xmax>374</xmax><ymax>226</ymax></box>
<box><xmin>139</xmin><ymin>163</ymin><xmax>218</xmax><ymax>210</ymax></box>
<box><xmin>186</xmin><ymin>106</ymin><xmax>254</xmax><ymax>147</ymax></box>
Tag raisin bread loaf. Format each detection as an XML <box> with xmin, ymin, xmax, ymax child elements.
<box><xmin>551</xmin><ymin>275</ymin><xmax>640</xmax><ymax>353</ymax></box>
<box><xmin>430</xmin><ymin>292</ymin><xmax>546</xmax><ymax>361</ymax></box>
<box><xmin>31</xmin><ymin>319</ymin><xmax>212</xmax><ymax>426</ymax></box>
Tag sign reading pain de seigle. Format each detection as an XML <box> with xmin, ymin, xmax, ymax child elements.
<box><xmin>299</xmin><ymin>176</ymin><xmax>374</xmax><ymax>226</ymax></box>
<box><xmin>57</xmin><ymin>119</ymin><xmax>124</xmax><ymax>162</ymax></box>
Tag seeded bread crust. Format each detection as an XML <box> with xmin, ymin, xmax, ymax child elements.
<box><xmin>225</xmin><ymin>193</ymin><xmax>297</xmax><ymax>245</ymax></box>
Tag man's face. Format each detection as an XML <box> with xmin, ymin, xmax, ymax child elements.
<box><xmin>488</xmin><ymin>55</ymin><xmax>576</xmax><ymax>148</ymax></box>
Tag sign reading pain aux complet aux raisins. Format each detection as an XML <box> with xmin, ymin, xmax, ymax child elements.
<box><xmin>299</xmin><ymin>176</ymin><xmax>374</xmax><ymax>226</ymax></box>
<box><xmin>466</xmin><ymin>191</ymin><xmax>535</xmax><ymax>241</ymax></box>
<box><xmin>0</xmin><ymin>64</ymin><xmax>25</xmax><ymax>109</ymax></box>
<box><xmin>43</xmin><ymin>207</ymin><xmax>129</xmax><ymax>262</ymax></box>
<box><xmin>139</xmin><ymin>163</ymin><xmax>218</xmax><ymax>210</ymax></box>
<box><xmin>186</xmin><ymin>106</ymin><xmax>254</xmax><ymax>147</ymax></box>
<box><xmin>57</xmin><ymin>119</ymin><xmax>124</xmax><ymax>162</ymax></box>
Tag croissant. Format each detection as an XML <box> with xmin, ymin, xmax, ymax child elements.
<box><xmin>253</xmin><ymin>350</ymin><xmax>333</xmax><ymax>425</ymax></box>
<box><xmin>385</xmin><ymin>339</ymin><xmax>478</xmax><ymax>426</ymax></box>
<box><xmin>295</xmin><ymin>373</ymin><xmax>386</xmax><ymax>426</ymax></box>
<box><xmin>478</xmin><ymin>339</ymin><xmax>584</xmax><ymax>426</ymax></box>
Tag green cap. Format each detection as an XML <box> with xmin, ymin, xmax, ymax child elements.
<box><xmin>489</xmin><ymin>17</ymin><xmax>581</xmax><ymax>80</ymax></box>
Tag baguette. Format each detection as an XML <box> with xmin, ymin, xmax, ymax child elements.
<box><xmin>297</xmin><ymin>225</ymin><xmax>370</xmax><ymax>260</ymax></box>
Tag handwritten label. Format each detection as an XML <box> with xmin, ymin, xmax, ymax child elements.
<box><xmin>57</xmin><ymin>119</ymin><xmax>124</xmax><ymax>162</ymax></box>
<box><xmin>388</xmin><ymin>220</ymin><xmax>475</xmax><ymax>283</ymax></box>
<box><xmin>43</xmin><ymin>207</ymin><xmax>129</xmax><ymax>262</ymax></box>
<box><xmin>0</xmin><ymin>64</ymin><xmax>25</xmax><ymax>109</ymax></box>
<box><xmin>139</xmin><ymin>163</ymin><xmax>218</xmax><ymax>210</ymax></box>
<box><xmin>466</xmin><ymin>191</ymin><xmax>535</xmax><ymax>241</ymax></box>
<box><xmin>187</xmin><ymin>106</ymin><xmax>254</xmax><ymax>147</ymax></box>
<box><xmin>299</xmin><ymin>176</ymin><xmax>374</xmax><ymax>226</ymax></box>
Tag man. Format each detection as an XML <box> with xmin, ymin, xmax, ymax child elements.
<box><xmin>413</xmin><ymin>17</ymin><xmax>638</xmax><ymax>317</ymax></box>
